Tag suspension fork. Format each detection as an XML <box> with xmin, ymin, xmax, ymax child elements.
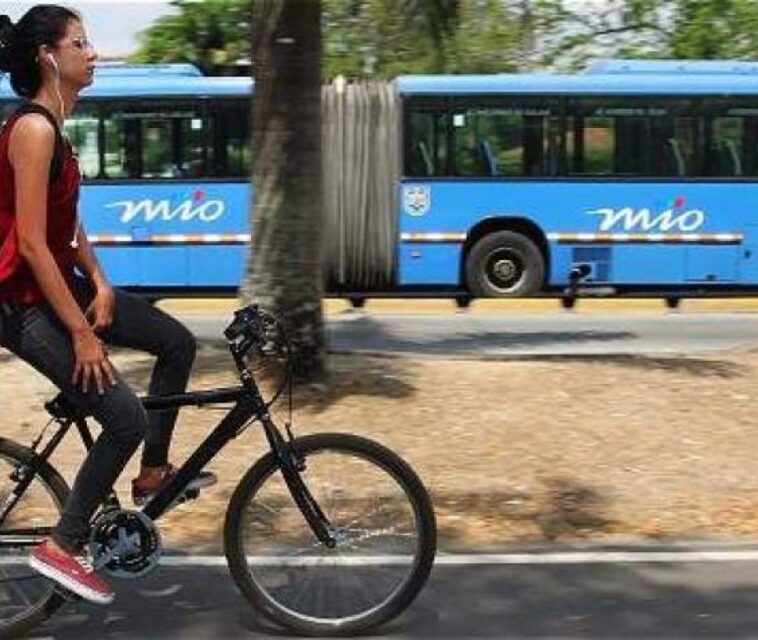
<box><xmin>261</xmin><ymin>416</ymin><xmax>337</xmax><ymax>548</ymax></box>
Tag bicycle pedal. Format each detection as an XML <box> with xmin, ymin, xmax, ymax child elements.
<box><xmin>166</xmin><ymin>487</ymin><xmax>200</xmax><ymax>511</ymax></box>
<box><xmin>180</xmin><ymin>487</ymin><xmax>200</xmax><ymax>501</ymax></box>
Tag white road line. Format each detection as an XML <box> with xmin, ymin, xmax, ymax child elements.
<box><xmin>157</xmin><ymin>550</ymin><xmax>758</xmax><ymax>566</ymax></box>
<box><xmin>5</xmin><ymin>550</ymin><xmax>758</xmax><ymax>568</ymax></box>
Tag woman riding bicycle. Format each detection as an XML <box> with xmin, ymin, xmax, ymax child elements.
<box><xmin>0</xmin><ymin>5</ymin><xmax>215</xmax><ymax>605</ymax></box>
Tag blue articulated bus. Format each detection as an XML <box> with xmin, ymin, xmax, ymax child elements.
<box><xmin>4</xmin><ymin>60</ymin><xmax>758</xmax><ymax>300</ymax></box>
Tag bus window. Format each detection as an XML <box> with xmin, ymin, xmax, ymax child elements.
<box><xmin>568</xmin><ymin>114</ymin><xmax>615</xmax><ymax>174</ymax></box>
<box><xmin>669</xmin><ymin>116</ymin><xmax>699</xmax><ymax>177</ymax></box>
<box><xmin>65</xmin><ymin>107</ymin><xmax>100</xmax><ymax>179</ymax></box>
<box><xmin>567</xmin><ymin>99</ymin><xmax>700</xmax><ymax>177</ymax></box>
<box><xmin>567</xmin><ymin>101</ymin><xmax>648</xmax><ymax>175</ymax></box>
<box><xmin>142</xmin><ymin>117</ymin><xmax>173</xmax><ymax>178</ymax></box>
<box><xmin>101</xmin><ymin>102</ymin><xmax>208</xmax><ymax>179</ymax></box>
<box><xmin>450</xmin><ymin>102</ymin><xmax>553</xmax><ymax>177</ymax></box>
<box><xmin>702</xmin><ymin>101</ymin><xmax>758</xmax><ymax>177</ymax></box>
<box><xmin>183</xmin><ymin>117</ymin><xmax>207</xmax><ymax>177</ymax></box>
<box><xmin>710</xmin><ymin>117</ymin><xmax>744</xmax><ymax>176</ymax></box>
<box><xmin>208</xmin><ymin>100</ymin><xmax>251</xmax><ymax>178</ymax></box>
<box><xmin>742</xmin><ymin>117</ymin><xmax>758</xmax><ymax>177</ymax></box>
<box><xmin>405</xmin><ymin>107</ymin><xmax>448</xmax><ymax>177</ymax></box>
<box><xmin>103</xmin><ymin>114</ymin><xmax>132</xmax><ymax>178</ymax></box>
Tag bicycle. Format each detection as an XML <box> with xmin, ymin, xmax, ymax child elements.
<box><xmin>0</xmin><ymin>304</ymin><xmax>437</xmax><ymax>637</ymax></box>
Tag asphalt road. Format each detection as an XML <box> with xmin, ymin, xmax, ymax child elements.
<box><xmin>180</xmin><ymin>312</ymin><xmax>758</xmax><ymax>357</ymax></box>
<box><xmin>30</xmin><ymin>546</ymin><xmax>758</xmax><ymax>639</ymax></box>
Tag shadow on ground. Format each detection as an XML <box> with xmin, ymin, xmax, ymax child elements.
<box><xmin>436</xmin><ymin>477</ymin><xmax>616</xmax><ymax>549</ymax></box>
<box><xmin>329</xmin><ymin>316</ymin><xmax>638</xmax><ymax>355</ymax></box>
<box><xmin>113</xmin><ymin>343</ymin><xmax>417</xmax><ymax>414</ymax></box>
<box><xmin>522</xmin><ymin>354</ymin><xmax>749</xmax><ymax>379</ymax></box>
<box><xmin>37</xmin><ymin>555</ymin><xmax>758</xmax><ymax>638</ymax></box>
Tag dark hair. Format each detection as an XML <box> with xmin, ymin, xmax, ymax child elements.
<box><xmin>0</xmin><ymin>5</ymin><xmax>80</xmax><ymax>98</ymax></box>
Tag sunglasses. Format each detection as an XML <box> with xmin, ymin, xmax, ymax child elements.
<box><xmin>67</xmin><ymin>36</ymin><xmax>95</xmax><ymax>52</ymax></box>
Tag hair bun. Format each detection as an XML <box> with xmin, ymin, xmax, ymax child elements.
<box><xmin>0</xmin><ymin>15</ymin><xmax>15</xmax><ymax>72</ymax></box>
<box><xmin>0</xmin><ymin>15</ymin><xmax>15</xmax><ymax>43</ymax></box>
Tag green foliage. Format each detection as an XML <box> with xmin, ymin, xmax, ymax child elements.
<box><xmin>134</xmin><ymin>0</ymin><xmax>534</xmax><ymax>77</ymax></box>
<box><xmin>669</xmin><ymin>0</ymin><xmax>758</xmax><ymax>59</ymax></box>
<box><xmin>322</xmin><ymin>0</ymin><xmax>440</xmax><ymax>77</ymax></box>
<box><xmin>323</xmin><ymin>0</ymin><xmax>532</xmax><ymax>77</ymax></box>
<box><xmin>131</xmin><ymin>0</ymin><xmax>251</xmax><ymax>74</ymax></box>
<box><xmin>133</xmin><ymin>0</ymin><xmax>758</xmax><ymax>78</ymax></box>
<box><xmin>538</xmin><ymin>0</ymin><xmax>758</xmax><ymax>68</ymax></box>
<box><xmin>535</xmin><ymin>0</ymin><xmax>669</xmax><ymax>70</ymax></box>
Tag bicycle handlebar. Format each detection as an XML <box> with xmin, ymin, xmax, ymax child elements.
<box><xmin>224</xmin><ymin>306</ymin><xmax>292</xmax><ymax>402</ymax></box>
<box><xmin>224</xmin><ymin>304</ymin><xmax>260</xmax><ymax>343</ymax></box>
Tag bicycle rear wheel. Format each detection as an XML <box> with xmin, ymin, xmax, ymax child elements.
<box><xmin>224</xmin><ymin>433</ymin><xmax>436</xmax><ymax>636</ymax></box>
<box><xmin>0</xmin><ymin>438</ymin><xmax>69</xmax><ymax>638</ymax></box>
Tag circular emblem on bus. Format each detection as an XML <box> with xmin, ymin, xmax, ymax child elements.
<box><xmin>403</xmin><ymin>185</ymin><xmax>431</xmax><ymax>217</ymax></box>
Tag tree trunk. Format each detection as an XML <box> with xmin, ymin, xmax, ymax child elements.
<box><xmin>243</xmin><ymin>0</ymin><xmax>325</xmax><ymax>382</ymax></box>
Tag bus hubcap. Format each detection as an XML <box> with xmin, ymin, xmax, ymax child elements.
<box><xmin>493</xmin><ymin>259</ymin><xmax>516</xmax><ymax>281</ymax></box>
<box><xmin>489</xmin><ymin>254</ymin><xmax>522</xmax><ymax>289</ymax></box>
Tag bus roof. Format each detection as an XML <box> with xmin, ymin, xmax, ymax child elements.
<box><xmin>0</xmin><ymin>66</ymin><xmax>251</xmax><ymax>100</ymax></box>
<box><xmin>587</xmin><ymin>58</ymin><xmax>758</xmax><ymax>75</ymax></box>
<box><xmin>396</xmin><ymin>70</ymin><xmax>758</xmax><ymax>96</ymax></box>
<box><xmin>92</xmin><ymin>63</ymin><xmax>205</xmax><ymax>77</ymax></box>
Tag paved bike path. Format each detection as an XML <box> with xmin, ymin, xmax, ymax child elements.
<box><xmin>183</xmin><ymin>312</ymin><xmax>758</xmax><ymax>357</ymax></box>
<box><xmin>32</xmin><ymin>547</ymin><xmax>758</xmax><ymax>638</ymax></box>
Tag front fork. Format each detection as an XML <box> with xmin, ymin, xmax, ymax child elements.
<box><xmin>261</xmin><ymin>415</ymin><xmax>337</xmax><ymax>549</ymax></box>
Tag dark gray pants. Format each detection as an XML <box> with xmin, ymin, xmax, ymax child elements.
<box><xmin>0</xmin><ymin>277</ymin><xmax>196</xmax><ymax>551</ymax></box>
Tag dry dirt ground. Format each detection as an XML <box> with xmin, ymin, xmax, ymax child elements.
<box><xmin>3</xmin><ymin>330</ymin><xmax>758</xmax><ymax>553</ymax></box>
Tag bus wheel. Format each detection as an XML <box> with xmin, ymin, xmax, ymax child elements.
<box><xmin>665</xmin><ymin>297</ymin><xmax>681</xmax><ymax>310</ymax></box>
<box><xmin>465</xmin><ymin>231</ymin><xmax>545</xmax><ymax>297</ymax></box>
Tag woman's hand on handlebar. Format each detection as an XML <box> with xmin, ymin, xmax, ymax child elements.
<box><xmin>71</xmin><ymin>327</ymin><xmax>118</xmax><ymax>394</ymax></box>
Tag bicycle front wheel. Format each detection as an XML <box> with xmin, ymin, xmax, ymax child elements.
<box><xmin>0</xmin><ymin>437</ymin><xmax>69</xmax><ymax>638</ymax></box>
<box><xmin>224</xmin><ymin>433</ymin><xmax>436</xmax><ymax>636</ymax></box>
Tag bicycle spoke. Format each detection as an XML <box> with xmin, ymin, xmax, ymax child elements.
<box><xmin>0</xmin><ymin>449</ymin><xmax>64</xmax><ymax>632</ymax></box>
<box><xmin>234</xmin><ymin>440</ymin><xmax>429</xmax><ymax>626</ymax></box>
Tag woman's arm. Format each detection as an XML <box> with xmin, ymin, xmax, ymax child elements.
<box><xmin>10</xmin><ymin>115</ymin><xmax>90</xmax><ymax>334</ymax></box>
<box><xmin>10</xmin><ymin>114</ymin><xmax>115</xmax><ymax>393</ymax></box>
<box><xmin>73</xmin><ymin>224</ymin><xmax>115</xmax><ymax>333</ymax></box>
<box><xmin>73</xmin><ymin>224</ymin><xmax>107</xmax><ymax>288</ymax></box>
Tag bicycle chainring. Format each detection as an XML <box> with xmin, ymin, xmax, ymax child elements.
<box><xmin>88</xmin><ymin>508</ymin><xmax>162</xmax><ymax>579</ymax></box>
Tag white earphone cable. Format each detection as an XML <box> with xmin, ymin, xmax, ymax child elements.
<box><xmin>49</xmin><ymin>56</ymin><xmax>79</xmax><ymax>249</ymax></box>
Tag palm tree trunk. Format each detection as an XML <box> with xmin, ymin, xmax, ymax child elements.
<box><xmin>242</xmin><ymin>0</ymin><xmax>325</xmax><ymax>382</ymax></box>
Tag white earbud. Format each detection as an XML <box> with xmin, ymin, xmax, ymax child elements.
<box><xmin>44</xmin><ymin>51</ymin><xmax>65</xmax><ymax>124</ymax></box>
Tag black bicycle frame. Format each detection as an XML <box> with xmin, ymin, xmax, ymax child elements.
<box><xmin>0</xmin><ymin>378</ymin><xmax>336</xmax><ymax>548</ymax></box>
<box><xmin>141</xmin><ymin>385</ymin><xmax>256</xmax><ymax>520</ymax></box>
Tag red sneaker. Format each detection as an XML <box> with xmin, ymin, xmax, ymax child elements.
<box><xmin>29</xmin><ymin>540</ymin><xmax>115</xmax><ymax>605</ymax></box>
<box><xmin>131</xmin><ymin>463</ymin><xmax>217</xmax><ymax>506</ymax></box>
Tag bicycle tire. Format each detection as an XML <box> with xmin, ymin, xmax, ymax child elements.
<box><xmin>224</xmin><ymin>432</ymin><xmax>436</xmax><ymax>636</ymax></box>
<box><xmin>0</xmin><ymin>437</ymin><xmax>69</xmax><ymax>639</ymax></box>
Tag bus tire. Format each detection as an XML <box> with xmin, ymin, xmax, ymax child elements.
<box><xmin>465</xmin><ymin>231</ymin><xmax>545</xmax><ymax>297</ymax></box>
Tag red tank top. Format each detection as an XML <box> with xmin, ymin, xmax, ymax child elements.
<box><xmin>0</xmin><ymin>107</ymin><xmax>79</xmax><ymax>305</ymax></box>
